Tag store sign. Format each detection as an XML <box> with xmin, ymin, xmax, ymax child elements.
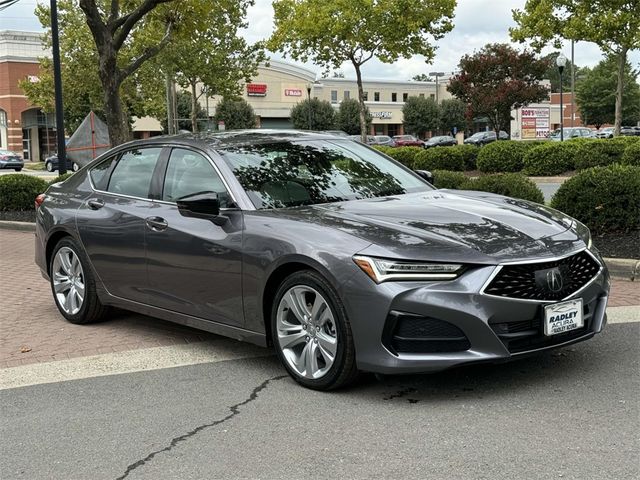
<box><xmin>521</xmin><ymin>107</ymin><xmax>550</xmax><ymax>139</ymax></box>
<box><xmin>284</xmin><ymin>88</ymin><xmax>302</xmax><ymax>97</ymax></box>
<box><xmin>371</xmin><ymin>111</ymin><xmax>393</xmax><ymax>119</ymax></box>
<box><xmin>246</xmin><ymin>83</ymin><xmax>267</xmax><ymax>96</ymax></box>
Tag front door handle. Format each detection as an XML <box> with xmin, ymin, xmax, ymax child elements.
<box><xmin>145</xmin><ymin>216</ymin><xmax>168</xmax><ymax>231</ymax></box>
<box><xmin>87</xmin><ymin>198</ymin><xmax>104</xmax><ymax>210</ymax></box>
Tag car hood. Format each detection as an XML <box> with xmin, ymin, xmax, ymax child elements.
<box><xmin>275</xmin><ymin>190</ymin><xmax>587</xmax><ymax>264</ymax></box>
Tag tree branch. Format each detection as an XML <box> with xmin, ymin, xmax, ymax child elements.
<box><xmin>108</xmin><ymin>0</ymin><xmax>119</xmax><ymax>24</ymax></box>
<box><xmin>112</xmin><ymin>0</ymin><xmax>173</xmax><ymax>48</ymax></box>
<box><xmin>119</xmin><ymin>20</ymin><xmax>173</xmax><ymax>81</ymax></box>
<box><xmin>79</xmin><ymin>0</ymin><xmax>109</xmax><ymax>53</ymax></box>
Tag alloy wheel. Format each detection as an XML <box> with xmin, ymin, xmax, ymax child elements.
<box><xmin>276</xmin><ymin>286</ymin><xmax>338</xmax><ymax>379</ymax></box>
<box><xmin>52</xmin><ymin>247</ymin><xmax>85</xmax><ymax>315</ymax></box>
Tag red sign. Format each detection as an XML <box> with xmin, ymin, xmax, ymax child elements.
<box><xmin>284</xmin><ymin>88</ymin><xmax>302</xmax><ymax>97</ymax></box>
<box><xmin>246</xmin><ymin>83</ymin><xmax>267</xmax><ymax>96</ymax></box>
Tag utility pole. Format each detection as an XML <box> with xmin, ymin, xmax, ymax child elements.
<box><xmin>571</xmin><ymin>40</ymin><xmax>575</xmax><ymax>128</ymax></box>
<box><xmin>429</xmin><ymin>72</ymin><xmax>445</xmax><ymax>104</ymax></box>
<box><xmin>50</xmin><ymin>0</ymin><xmax>66</xmax><ymax>174</ymax></box>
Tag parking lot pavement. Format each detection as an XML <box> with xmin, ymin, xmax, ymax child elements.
<box><xmin>1</xmin><ymin>228</ymin><xmax>639</xmax><ymax>369</ymax></box>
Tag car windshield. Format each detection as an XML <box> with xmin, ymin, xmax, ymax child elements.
<box><xmin>429</xmin><ymin>136</ymin><xmax>448</xmax><ymax>142</ymax></box>
<box><xmin>220</xmin><ymin>140</ymin><xmax>432</xmax><ymax>209</ymax></box>
<box><xmin>468</xmin><ymin>132</ymin><xmax>484</xmax><ymax>139</ymax></box>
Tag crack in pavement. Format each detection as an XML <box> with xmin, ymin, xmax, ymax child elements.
<box><xmin>115</xmin><ymin>375</ymin><xmax>287</xmax><ymax>480</ymax></box>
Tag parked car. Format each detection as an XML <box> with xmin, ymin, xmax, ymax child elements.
<box><xmin>370</xmin><ymin>135</ymin><xmax>396</xmax><ymax>147</ymax></box>
<box><xmin>44</xmin><ymin>154</ymin><xmax>80</xmax><ymax>172</ymax></box>
<box><xmin>35</xmin><ymin>130</ymin><xmax>609</xmax><ymax>390</ymax></box>
<box><xmin>595</xmin><ymin>127</ymin><xmax>615</xmax><ymax>139</ymax></box>
<box><xmin>463</xmin><ymin>130</ymin><xmax>509</xmax><ymax>146</ymax></box>
<box><xmin>348</xmin><ymin>134</ymin><xmax>376</xmax><ymax>145</ymax></box>
<box><xmin>549</xmin><ymin>127</ymin><xmax>592</xmax><ymax>141</ymax></box>
<box><xmin>0</xmin><ymin>149</ymin><xmax>23</xmax><ymax>171</ymax></box>
<box><xmin>620</xmin><ymin>126</ymin><xmax>640</xmax><ymax>136</ymax></box>
<box><xmin>424</xmin><ymin>135</ymin><xmax>457</xmax><ymax>148</ymax></box>
<box><xmin>392</xmin><ymin>135</ymin><xmax>424</xmax><ymax>147</ymax></box>
<box><xmin>323</xmin><ymin>130</ymin><xmax>350</xmax><ymax>137</ymax></box>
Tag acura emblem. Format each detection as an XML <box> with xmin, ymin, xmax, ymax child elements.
<box><xmin>546</xmin><ymin>268</ymin><xmax>563</xmax><ymax>292</ymax></box>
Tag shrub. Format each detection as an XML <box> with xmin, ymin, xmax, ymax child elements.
<box><xmin>0</xmin><ymin>174</ymin><xmax>50</xmax><ymax>211</ymax></box>
<box><xmin>621</xmin><ymin>141</ymin><xmax>640</xmax><ymax>166</ymax></box>
<box><xmin>550</xmin><ymin>164</ymin><xmax>640</xmax><ymax>234</ymax></box>
<box><xmin>385</xmin><ymin>146</ymin><xmax>422</xmax><ymax>167</ymax></box>
<box><xmin>476</xmin><ymin>141</ymin><xmax>529</xmax><ymax>173</ymax></box>
<box><xmin>574</xmin><ymin>139</ymin><xmax>626</xmax><ymax>170</ymax></box>
<box><xmin>414</xmin><ymin>147</ymin><xmax>464</xmax><ymax>171</ymax></box>
<box><xmin>431</xmin><ymin>170</ymin><xmax>467</xmax><ymax>189</ymax></box>
<box><xmin>372</xmin><ymin>145</ymin><xmax>394</xmax><ymax>156</ymax></box>
<box><xmin>455</xmin><ymin>145</ymin><xmax>479</xmax><ymax>171</ymax></box>
<box><xmin>462</xmin><ymin>173</ymin><xmax>544</xmax><ymax>203</ymax></box>
<box><xmin>523</xmin><ymin>142</ymin><xmax>576</xmax><ymax>176</ymax></box>
<box><xmin>50</xmin><ymin>172</ymin><xmax>74</xmax><ymax>183</ymax></box>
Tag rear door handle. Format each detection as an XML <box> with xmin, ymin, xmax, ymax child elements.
<box><xmin>145</xmin><ymin>216</ymin><xmax>168</xmax><ymax>231</ymax></box>
<box><xmin>87</xmin><ymin>198</ymin><xmax>104</xmax><ymax>210</ymax></box>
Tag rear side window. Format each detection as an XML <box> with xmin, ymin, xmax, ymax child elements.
<box><xmin>107</xmin><ymin>148</ymin><xmax>162</xmax><ymax>198</ymax></box>
<box><xmin>89</xmin><ymin>155</ymin><xmax>116</xmax><ymax>190</ymax></box>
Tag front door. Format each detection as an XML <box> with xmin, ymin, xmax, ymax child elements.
<box><xmin>145</xmin><ymin>147</ymin><xmax>244</xmax><ymax>327</ymax></box>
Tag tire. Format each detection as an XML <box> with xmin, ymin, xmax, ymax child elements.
<box><xmin>49</xmin><ymin>236</ymin><xmax>109</xmax><ymax>324</ymax></box>
<box><xmin>14</xmin><ymin>168</ymin><xmax>22</xmax><ymax>172</ymax></box>
<box><xmin>72</xmin><ymin>162</ymin><xmax>79</xmax><ymax>172</ymax></box>
<box><xmin>46</xmin><ymin>162</ymin><xmax>53</xmax><ymax>172</ymax></box>
<box><xmin>271</xmin><ymin>270</ymin><xmax>358</xmax><ymax>390</ymax></box>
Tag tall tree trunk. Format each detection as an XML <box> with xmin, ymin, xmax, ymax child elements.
<box><xmin>353</xmin><ymin>62</ymin><xmax>368</xmax><ymax>142</ymax></box>
<box><xmin>190</xmin><ymin>80</ymin><xmax>199</xmax><ymax>133</ymax></box>
<box><xmin>100</xmin><ymin>54</ymin><xmax>131</xmax><ymax>146</ymax></box>
<box><xmin>614</xmin><ymin>46</ymin><xmax>627</xmax><ymax>136</ymax></box>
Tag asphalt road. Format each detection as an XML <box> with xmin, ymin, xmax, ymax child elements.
<box><xmin>0</xmin><ymin>169</ymin><xmax>56</xmax><ymax>177</ymax></box>
<box><xmin>2</xmin><ymin>322</ymin><xmax>638</xmax><ymax>480</ymax></box>
<box><xmin>537</xmin><ymin>182</ymin><xmax>562</xmax><ymax>202</ymax></box>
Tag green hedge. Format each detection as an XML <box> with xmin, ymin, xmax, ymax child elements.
<box><xmin>386</xmin><ymin>146</ymin><xmax>423</xmax><ymax>167</ymax></box>
<box><xmin>462</xmin><ymin>173</ymin><xmax>544</xmax><ymax>203</ymax></box>
<box><xmin>0</xmin><ymin>174</ymin><xmax>50</xmax><ymax>211</ymax></box>
<box><xmin>431</xmin><ymin>170</ymin><xmax>468</xmax><ymax>189</ymax></box>
<box><xmin>621</xmin><ymin>141</ymin><xmax>640</xmax><ymax>166</ymax></box>
<box><xmin>550</xmin><ymin>164</ymin><xmax>640</xmax><ymax>234</ymax></box>
<box><xmin>455</xmin><ymin>145</ymin><xmax>479</xmax><ymax>171</ymax></box>
<box><xmin>476</xmin><ymin>141</ymin><xmax>530</xmax><ymax>173</ymax></box>
<box><xmin>414</xmin><ymin>147</ymin><xmax>465</xmax><ymax>171</ymax></box>
<box><xmin>50</xmin><ymin>172</ymin><xmax>74</xmax><ymax>183</ymax></box>
<box><xmin>574</xmin><ymin>140</ymin><xmax>626</xmax><ymax>170</ymax></box>
<box><xmin>523</xmin><ymin>142</ymin><xmax>576</xmax><ymax>176</ymax></box>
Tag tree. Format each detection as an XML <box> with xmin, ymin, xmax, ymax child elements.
<box><xmin>290</xmin><ymin>98</ymin><xmax>336</xmax><ymax>130</ymax></box>
<box><xmin>402</xmin><ymin>96</ymin><xmax>440</xmax><ymax>138</ymax></box>
<box><xmin>439</xmin><ymin>98</ymin><xmax>466</xmax><ymax>134</ymax></box>
<box><xmin>214</xmin><ymin>97</ymin><xmax>256</xmax><ymax>130</ymax></box>
<box><xmin>158</xmin><ymin>1</ymin><xmax>265</xmax><ymax>133</ymax></box>
<box><xmin>447</xmin><ymin>43</ymin><xmax>549</xmax><ymax>136</ymax></box>
<box><xmin>511</xmin><ymin>0</ymin><xmax>640</xmax><ymax>135</ymax></box>
<box><xmin>268</xmin><ymin>0</ymin><xmax>455</xmax><ymax>141</ymax></box>
<box><xmin>160</xmin><ymin>90</ymin><xmax>207</xmax><ymax>131</ymax></box>
<box><xmin>576</xmin><ymin>57</ymin><xmax>640</xmax><ymax>128</ymax></box>
<box><xmin>336</xmin><ymin>98</ymin><xmax>371</xmax><ymax>134</ymax></box>
<box><xmin>411</xmin><ymin>74</ymin><xmax>434</xmax><ymax>82</ymax></box>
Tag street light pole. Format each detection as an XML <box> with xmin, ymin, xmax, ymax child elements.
<box><xmin>556</xmin><ymin>53</ymin><xmax>567</xmax><ymax>142</ymax></box>
<box><xmin>306</xmin><ymin>83</ymin><xmax>312</xmax><ymax>130</ymax></box>
<box><xmin>50</xmin><ymin>0</ymin><xmax>66</xmax><ymax>174</ymax></box>
<box><xmin>429</xmin><ymin>71</ymin><xmax>445</xmax><ymax>104</ymax></box>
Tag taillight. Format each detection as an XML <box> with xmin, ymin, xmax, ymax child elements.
<box><xmin>35</xmin><ymin>193</ymin><xmax>46</xmax><ymax>209</ymax></box>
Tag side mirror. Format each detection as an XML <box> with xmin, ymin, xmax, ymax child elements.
<box><xmin>177</xmin><ymin>191</ymin><xmax>220</xmax><ymax>219</ymax></box>
<box><xmin>414</xmin><ymin>169</ymin><xmax>434</xmax><ymax>184</ymax></box>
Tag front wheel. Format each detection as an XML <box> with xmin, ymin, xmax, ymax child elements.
<box><xmin>45</xmin><ymin>162</ymin><xmax>53</xmax><ymax>172</ymax></box>
<box><xmin>72</xmin><ymin>162</ymin><xmax>79</xmax><ymax>172</ymax></box>
<box><xmin>271</xmin><ymin>270</ymin><xmax>358</xmax><ymax>390</ymax></box>
<box><xmin>14</xmin><ymin>168</ymin><xmax>22</xmax><ymax>172</ymax></box>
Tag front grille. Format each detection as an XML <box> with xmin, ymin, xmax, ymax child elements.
<box><xmin>490</xmin><ymin>299</ymin><xmax>596</xmax><ymax>353</ymax></box>
<box><xmin>484</xmin><ymin>251</ymin><xmax>600</xmax><ymax>301</ymax></box>
<box><xmin>383</xmin><ymin>312</ymin><xmax>471</xmax><ymax>354</ymax></box>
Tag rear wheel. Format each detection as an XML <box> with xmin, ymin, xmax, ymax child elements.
<box><xmin>14</xmin><ymin>168</ymin><xmax>22</xmax><ymax>172</ymax></box>
<box><xmin>271</xmin><ymin>270</ymin><xmax>358</xmax><ymax>390</ymax></box>
<box><xmin>72</xmin><ymin>162</ymin><xmax>79</xmax><ymax>172</ymax></box>
<box><xmin>45</xmin><ymin>162</ymin><xmax>53</xmax><ymax>172</ymax></box>
<box><xmin>50</xmin><ymin>237</ymin><xmax>109</xmax><ymax>324</ymax></box>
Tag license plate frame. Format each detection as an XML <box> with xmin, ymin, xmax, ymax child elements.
<box><xmin>544</xmin><ymin>298</ymin><xmax>584</xmax><ymax>336</ymax></box>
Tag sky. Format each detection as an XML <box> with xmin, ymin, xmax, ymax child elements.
<box><xmin>1</xmin><ymin>0</ymin><xmax>638</xmax><ymax>81</ymax></box>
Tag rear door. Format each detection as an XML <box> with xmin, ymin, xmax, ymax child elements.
<box><xmin>145</xmin><ymin>146</ymin><xmax>245</xmax><ymax>326</ymax></box>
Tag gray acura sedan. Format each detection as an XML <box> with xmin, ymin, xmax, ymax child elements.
<box><xmin>35</xmin><ymin>130</ymin><xmax>610</xmax><ymax>390</ymax></box>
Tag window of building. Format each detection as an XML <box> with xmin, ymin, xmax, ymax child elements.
<box><xmin>331</xmin><ymin>90</ymin><xmax>338</xmax><ymax>103</ymax></box>
<box><xmin>391</xmin><ymin>93</ymin><xmax>397</xmax><ymax>102</ymax></box>
<box><xmin>107</xmin><ymin>148</ymin><xmax>162</xmax><ymax>198</ymax></box>
<box><xmin>387</xmin><ymin>124</ymin><xmax>399</xmax><ymax>137</ymax></box>
<box><xmin>374</xmin><ymin>92</ymin><xmax>380</xmax><ymax>102</ymax></box>
<box><xmin>344</xmin><ymin>91</ymin><xmax>350</xmax><ymax>100</ymax></box>
<box><xmin>402</xmin><ymin>93</ymin><xmax>408</xmax><ymax>102</ymax></box>
<box><xmin>419</xmin><ymin>93</ymin><xmax>425</xmax><ymax>98</ymax></box>
<box><xmin>430</xmin><ymin>94</ymin><xmax>435</xmax><ymax>100</ymax></box>
<box><xmin>362</xmin><ymin>92</ymin><xmax>368</xmax><ymax>101</ymax></box>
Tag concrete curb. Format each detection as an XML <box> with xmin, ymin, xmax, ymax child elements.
<box><xmin>0</xmin><ymin>220</ymin><xmax>36</xmax><ymax>232</ymax></box>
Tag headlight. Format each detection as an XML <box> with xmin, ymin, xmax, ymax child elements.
<box><xmin>353</xmin><ymin>255</ymin><xmax>464</xmax><ymax>283</ymax></box>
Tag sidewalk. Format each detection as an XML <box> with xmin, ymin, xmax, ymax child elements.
<box><xmin>1</xmin><ymin>229</ymin><xmax>638</xmax><ymax>369</ymax></box>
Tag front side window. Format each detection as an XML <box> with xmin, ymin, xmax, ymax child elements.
<box><xmin>162</xmin><ymin>148</ymin><xmax>230</xmax><ymax>206</ymax></box>
<box><xmin>107</xmin><ymin>147</ymin><xmax>162</xmax><ymax>198</ymax></box>
<box><xmin>220</xmin><ymin>140</ymin><xmax>432</xmax><ymax>209</ymax></box>
<box><xmin>89</xmin><ymin>155</ymin><xmax>117</xmax><ymax>190</ymax></box>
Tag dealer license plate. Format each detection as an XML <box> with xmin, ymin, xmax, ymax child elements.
<box><xmin>544</xmin><ymin>299</ymin><xmax>583</xmax><ymax>336</ymax></box>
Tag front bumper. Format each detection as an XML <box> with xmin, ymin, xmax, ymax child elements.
<box><xmin>0</xmin><ymin>161</ymin><xmax>24</xmax><ymax>169</ymax></box>
<box><xmin>342</xmin><ymin>256</ymin><xmax>610</xmax><ymax>374</ymax></box>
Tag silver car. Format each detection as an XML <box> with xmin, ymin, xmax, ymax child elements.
<box><xmin>34</xmin><ymin>130</ymin><xmax>610</xmax><ymax>390</ymax></box>
<box><xmin>0</xmin><ymin>149</ymin><xmax>24</xmax><ymax>171</ymax></box>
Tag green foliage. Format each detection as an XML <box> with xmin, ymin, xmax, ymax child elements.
<box><xmin>576</xmin><ymin>57</ymin><xmax>640</xmax><ymax>128</ymax></box>
<box><xmin>551</xmin><ymin>165</ymin><xmax>640</xmax><ymax>233</ymax></box>
<box><xmin>542</xmin><ymin>52</ymin><xmax>581</xmax><ymax>93</ymax></box>
<box><xmin>439</xmin><ymin>98</ymin><xmax>467</xmax><ymax>133</ymax></box>
<box><xmin>414</xmin><ymin>147</ymin><xmax>465</xmax><ymax>171</ymax></box>
<box><xmin>372</xmin><ymin>145</ymin><xmax>394</xmax><ymax>156</ymax></box>
<box><xmin>621</xmin><ymin>141</ymin><xmax>640</xmax><ymax>166</ymax></box>
<box><xmin>50</xmin><ymin>172</ymin><xmax>74</xmax><ymax>184</ymax></box>
<box><xmin>463</xmin><ymin>173</ymin><xmax>544</xmax><ymax>203</ymax></box>
<box><xmin>476</xmin><ymin>141</ymin><xmax>530</xmax><ymax>173</ymax></box>
<box><xmin>336</xmin><ymin>98</ymin><xmax>371</xmax><ymax>134</ymax></box>
<box><xmin>290</xmin><ymin>98</ymin><xmax>336</xmax><ymax>130</ymax></box>
<box><xmin>0</xmin><ymin>175</ymin><xmax>50</xmax><ymax>211</ymax></box>
<box><xmin>448</xmin><ymin>43</ymin><xmax>549</xmax><ymax>134</ymax></box>
<box><xmin>402</xmin><ymin>96</ymin><xmax>440</xmax><ymax>137</ymax></box>
<box><xmin>455</xmin><ymin>145</ymin><xmax>479</xmax><ymax>171</ymax></box>
<box><xmin>523</xmin><ymin>142</ymin><xmax>576</xmax><ymax>176</ymax></box>
<box><xmin>214</xmin><ymin>97</ymin><xmax>256</xmax><ymax>130</ymax></box>
<box><xmin>383</xmin><ymin>147</ymin><xmax>423</xmax><ymax>167</ymax></box>
<box><xmin>412</xmin><ymin>73</ymin><xmax>434</xmax><ymax>82</ymax></box>
<box><xmin>431</xmin><ymin>170</ymin><xmax>467</xmax><ymax>189</ymax></box>
<box><xmin>574</xmin><ymin>140</ymin><xmax>626</xmax><ymax>170</ymax></box>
